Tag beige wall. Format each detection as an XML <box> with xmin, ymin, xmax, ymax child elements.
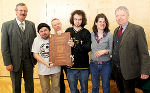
<box><xmin>0</xmin><ymin>0</ymin><xmax>150</xmax><ymax>76</ymax></box>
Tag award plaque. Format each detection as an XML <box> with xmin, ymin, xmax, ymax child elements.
<box><xmin>49</xmin><ymin>32</ymin><xmax>72</xmax><ymax>66</ymax></box>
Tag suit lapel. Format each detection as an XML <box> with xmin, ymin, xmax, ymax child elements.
<box><xmin>114</xmin><ymin>27</ymin><xmax>119</xmax><ymax>38</ymax></box>
<box><xmin>120</xmin><ymin>22</ymin><xmax>131</xmax><ymax>47</ymax></box>
<box><xmin>24</xmin><ymin>20</ymin><xmax>30</xmax><ymax>39</ymax></box>
<box><xmin>13</xmin><ymin>19</ymin><xmax>22</xmax><ymax>39</ymax></box>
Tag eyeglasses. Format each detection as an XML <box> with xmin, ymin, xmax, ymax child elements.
<box><xmin>17</xmin><ymin>10</ymin><xmax>28</xmax><ymax>13</ymax></box>
<box><xmin>74</xmin><ymin>18</ymin><xmax>82</xmax><ymax>21</ymax></box>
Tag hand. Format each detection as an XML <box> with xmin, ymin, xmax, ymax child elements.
<box><xmin>45</xmin><ymin>62</ymin><xmax>53</xmax><ymax>68</ymax></box>
<box><xmin>6</xmin><ymin>65</ymin><xmax>13</xmax><ymax>71</ymax></box>
<box><xmin>94</xmin><ymin>50</ymin><xmax>108</xmax><ymax>57</ymax></box>
<box><xmin>70</xmin><ymin>55</ymin><xmax>74</xmax><ymax>62</ymax></box>
<box><xmin>67</xmin><ymin>62</ymin><xmax>74</xmax><ymax>68</ymax></box>
<box><xmin>45</xmin><ymin>63</ymin><xmax>51</xmax><ymax>68</ymax></box>
<box><xmin>49</xmin><ymin>61</ymin><xmax>54</xmax><ymax>68</ymax></box>
<box><xmin>68</xmin><ymin>39</ymin><xmax>74</xmax><ymax>47</ymax></box>
<box><xmin>141</xmin><ymin>74</ymin><xmax>149</xmax><ymax>79</ymax></box>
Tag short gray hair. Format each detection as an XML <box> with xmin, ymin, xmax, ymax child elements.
<box><xmin>15</xmin><ymin>3</ymin><xmax>27</xmax><ymax>11</ymax></box>
<box><xmin>115</xmin><ymin>6</ymin><xmax>129</xmax><ymax>15</ymax></box>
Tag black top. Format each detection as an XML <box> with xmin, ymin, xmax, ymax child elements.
<box><xmin>65</xmin><ymin>27</ymin><xmax>91</xmax><ymax>69</ymax></box>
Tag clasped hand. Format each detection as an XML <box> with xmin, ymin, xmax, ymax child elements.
<box><xmin>46</xmin><ymin>62</ymin><xmax>54</xmax><ymax>68</ymax></box>
<box><xmin>94</xmin><ymin>50</ymin><xmax>109</xmax><ymax>57</ymax></box>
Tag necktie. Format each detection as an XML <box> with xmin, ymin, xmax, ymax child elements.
<box><xmin>118</xmin><ymin>26</ymin><xmax>123</xmax><ymax>38</ymax></box>
<box><xmin>19</xmin><ymin>23</ymin><xmax>24</xmax><ymax>32</ymax></box>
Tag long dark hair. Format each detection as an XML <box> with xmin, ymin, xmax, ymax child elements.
<box><xmin>70</xmin><ymin>10</ymin><xmax>87</xmax><ymax>28</ymax></box>
<box><xmin>92</xmin><ymin>13</ymin><xmax>110</xmax><ymax>34</ymax></box>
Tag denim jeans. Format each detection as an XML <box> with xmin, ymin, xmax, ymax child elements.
<box><xmin>90</xmin><ymin>60</ymin><xmax>112</xmax><ymax>93</ymax></box>
<box><xmin>67</xmin><ymin>69</ymin><xmax>89</xmax><ymax>93</ymax></box>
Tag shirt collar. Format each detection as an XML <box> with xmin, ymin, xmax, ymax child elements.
<box><xmin>16</xmin><ymin>18</ymin><xmax>25</xmax><ymax>25</ymax></box>
<box><xmin>120</xmin><ymin>22</ymin><xmax>128</xmax><ymax>33</ymax></box>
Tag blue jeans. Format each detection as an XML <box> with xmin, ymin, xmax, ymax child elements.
<box><xmin>90</xmin><ymin>60</ymin><xmax>112</xmax><ymax>93</ymax></box>
<box><xmin>67</xmin><ymin>69</ymin><xmax>89</xmax><ymax>93</ymax></box>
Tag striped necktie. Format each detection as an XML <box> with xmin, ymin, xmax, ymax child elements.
<box><xmin>19</xmin><ymin>23</ymin><xmax>24</xmax><ymax>32</ymax></box>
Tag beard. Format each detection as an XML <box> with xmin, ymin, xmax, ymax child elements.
<box><xmin>74</xmin><ymin>23</ymin><xmax>81</xmax><ymax>27</ymax></box>
<box><xmin>42</xmin><ymin>34</ymin><xmax>49</xmax><ymax>40</ymax></box>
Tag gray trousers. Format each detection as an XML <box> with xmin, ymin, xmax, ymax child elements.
<box><xmin>10</xmin><ymin>59</ymin><xmax>34</xmax><ymax>93</ymax></box>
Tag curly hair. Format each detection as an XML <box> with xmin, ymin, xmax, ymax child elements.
<box><xmin>92</xmin><ymin>13</ymin><xmax>110</xmax><ymax>34</ymax></box>
<box><xmin>70</xmin><ymin>10</ymin><xmax>87</xmax><ymax>27</ymax></box>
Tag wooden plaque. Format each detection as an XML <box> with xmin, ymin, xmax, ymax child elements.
<box><xmin>49</xmin><ymin>32</ymin><xmax>72</xmax><ymax>66</ymax></box>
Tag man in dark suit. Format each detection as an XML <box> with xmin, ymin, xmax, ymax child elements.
<box><xmin>112</xmin><ymin>6</ymin><xmax>150</xmax><ymax>93</ymax></box>
<box><xmin>1</xmin><ymin>3</ymin><xmax>36</xmax><ymax>93</ymax></box>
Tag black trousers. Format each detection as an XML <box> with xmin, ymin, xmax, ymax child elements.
<box><xmin>123</xmin><ymin>77</ymin><xmax>137</xmax><ymax>93</ymax></box>
<box><xmin>111</xmin><ymin>63</ymin><xmax>124</xmax><ymax>93</ymax></box>
<box><xmin>60</xmin><ymin>66</ymin><xmax>67</xmax><ymax>93</ymax></box>
<box><xmin>10</xmin><ymin>59</ymin><xmax>34</xmax><ymax>93</ymax></box>
<box><xmin>112</xmin><ymin>63</ymin><xmax>139</xmax><ymax>93</ymax></box>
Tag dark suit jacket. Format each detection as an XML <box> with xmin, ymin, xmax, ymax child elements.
<box><xmin>113</xmin><ymin>22</ymin><xmax>150</xmax><ymax>80</ymax></box>
<box><xmin>1</xmin><ymin>19</ymin><xmax>37</xmax><ymax>72</ymax></box>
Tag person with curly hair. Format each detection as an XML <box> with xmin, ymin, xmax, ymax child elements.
<box><xmin>65</xmin><ymin>10</ymin><xmax>91</xmax><ymax>93</ymax></box>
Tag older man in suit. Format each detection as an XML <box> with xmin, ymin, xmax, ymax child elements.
<box><xmin>1</xmin><ymin>3</ymin><xmax>36</xmax><ymax>93</ymax></box>
<box><xmin>112</xmin><ymin>6</ymin><xmax>150</xmax><ymax>93</ymax></box>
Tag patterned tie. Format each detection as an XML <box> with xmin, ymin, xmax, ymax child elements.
<box><xmin>19</xmin><ymin>23</ymin><xmax>24</xmax><ymax>32</ymax></box>
<box><xmin>118</xmin><ymin>26</ymin><xmax>123</xmax><ymax>38</ymax></box>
